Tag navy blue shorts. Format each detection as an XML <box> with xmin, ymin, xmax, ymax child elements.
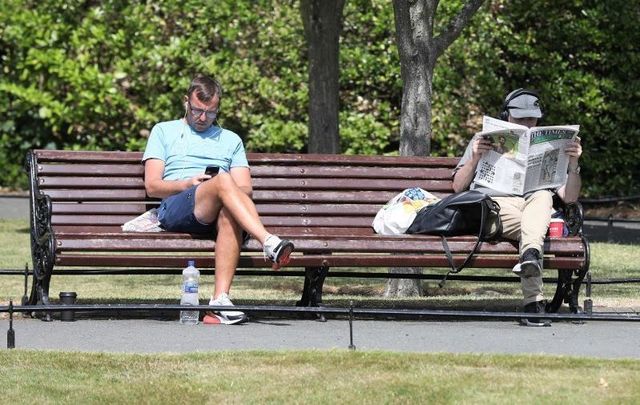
<box><xmin>158</xmin><ymin>184</ymin><xmax>217</xmax><ymax>235</ymax></box>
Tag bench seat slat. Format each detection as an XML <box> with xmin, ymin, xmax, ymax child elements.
<box><xmin>54</xmin><ymin>254</ymin><xmax>584</xmax><ymax>270</ymax></box>
<box><xmin>52</xmin><ymin>225</ymin><xmax>387</xmax><ymax>235</ymax></box>
<box><xmin>53</xmin><ymin>235</ymin><xmax>583</xmax><ymax>255</ymax></box>
<box><xmin>52</xmin><ymin>203</ymin><xmax>156</xmax><ymax>215</ymax></box>
<box><xmin>51</xmin><ymin>227</ymin><xmax>584</xmax><ymax>252</ymax></box>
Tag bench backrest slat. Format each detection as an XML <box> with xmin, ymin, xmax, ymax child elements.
<box><xmin>40</xmin><ymin>176</ymin><xmax>144</xmax><ymax>188</ymax></box>
<box><xmin>38</xmin><ymin>163</ymin><xmax>143</xmax><ymax>176</ymax></box>
<box><xmin>250</xmin><ymin>165</ymin><xmax>454</xmax><ymax>179</ymax></box>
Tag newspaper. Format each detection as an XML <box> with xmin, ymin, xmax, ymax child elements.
<box><xmin>473</xmin><ymin>116</ymin><xmax>579</xmax><ymax>195</ymax></box>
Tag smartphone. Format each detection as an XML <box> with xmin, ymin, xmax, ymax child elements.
<box><xmin>205</xmin><ymin>166</ymin><xmax>220</xmax><ymax>176</ymax></box>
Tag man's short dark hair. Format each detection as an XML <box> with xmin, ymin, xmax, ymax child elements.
<box><xmin>187</xmin><ymin>74</ymin><xmax>223</xmax><ymax>103</ymax></box>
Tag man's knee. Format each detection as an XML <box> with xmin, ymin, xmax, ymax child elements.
<box><xmin>529</xmin><ymin>190</ymin><xmax>553</xmax><ymax>207</ymax></box>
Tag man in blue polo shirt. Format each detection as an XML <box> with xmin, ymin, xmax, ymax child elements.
<box><xmin>143</xmin><ymin>74</ymin><xmax>294</xmax><ymax>324</ymax></box>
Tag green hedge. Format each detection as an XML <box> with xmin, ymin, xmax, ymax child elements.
<box><xmin>1</xmin><ymin>0</ymin><xmax>638</xmax><ymax>197</ymax></box>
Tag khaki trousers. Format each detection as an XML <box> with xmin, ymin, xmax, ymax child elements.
<box><xmin>492</xmin><ymin>190</ymin><xmax>553</xmax><ymax>305</ymax></box>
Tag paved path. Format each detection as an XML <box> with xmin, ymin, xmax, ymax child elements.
<box><xmin>0</xmin><ymin>195</ymin><xmax>29</xmax><ymax>220</ymax></box>
<box><xmin>3</xmin><ymin>317</ymin><xmax>640</xmax><ymax>359</ymax></box>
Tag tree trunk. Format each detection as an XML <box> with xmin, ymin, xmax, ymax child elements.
<box><xmin>385</xmin><ymin>0</ymin><xmax>485</xmax><ymax>297</ymax></box>
<box><xmin>394</xmin><ymin>0</ymin><xmax>437</xmax><ymax>157</ymax></box>
<box><xmin>301</xmin><ymin>0</ymin><xmax>345</xmax><ymax>154</ymax></box>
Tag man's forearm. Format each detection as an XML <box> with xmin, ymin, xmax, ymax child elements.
<box><xmin>145</xmin><ymin>179</ymin><xmax>191</xmax><ymax>199</ymax></box>
<box><xmin>452</xmin><ymin>160</ymin><xmax>478</xmax><ymax>192</ymax></box>
<box><xmin>561</xmin><ymin>172</ymin><xmax>582</xmax><ymax>203</ymax></box>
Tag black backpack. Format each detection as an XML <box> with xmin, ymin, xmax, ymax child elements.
<box><xmin>406</xmin><ymin>190</ymin><xmax>502</xmax><ymax>285</ymax></box>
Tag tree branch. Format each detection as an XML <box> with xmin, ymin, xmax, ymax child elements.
<box><xmin>433</xmin><ymin>0</ymin><xmax>485</xmax><ymax>59</ymax></box>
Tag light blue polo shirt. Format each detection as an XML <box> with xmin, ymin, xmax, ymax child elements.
<box><xmin>142</xmin><ymin>119</ymin><xmax>249</xmax><ymax>180</ymax></box>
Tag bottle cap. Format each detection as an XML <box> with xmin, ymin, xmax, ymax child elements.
<box><xmin>188</xmin><ymin>260</ymin><xmax>195</xmax><ymax>267</ymax></box>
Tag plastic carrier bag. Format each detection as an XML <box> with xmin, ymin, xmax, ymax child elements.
<box><xmin>372</xmin><ymin>187</ymin><xmax>440</xmax><ymax>235</ymax></box>
<box><xmin>122</xmin><ymin>208</ymin><xmax>164</xmax><ymax>232</ymax></box>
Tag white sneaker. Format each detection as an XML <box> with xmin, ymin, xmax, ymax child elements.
<box><xmin>263</xmin><ymin>234</ymin><xmax>294</xmax><ymax>269</ymax></box>
<box><xmin>207</xmin><ymin>293</ymin><xmax>247</xmax><ymax>325</ymax></box>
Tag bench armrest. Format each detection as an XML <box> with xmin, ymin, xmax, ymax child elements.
<box><xmin>561</xmin><ymin>201</ymin><xmax>584</xmax><ymax>236</ymax></box>
<box><xmin>552</xmin><ymin>193</ymin><xmax>584</xmax><ymax>237</ymax></box>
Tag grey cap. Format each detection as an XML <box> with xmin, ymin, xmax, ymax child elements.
<box><xmin>506</xmin><ymin>91</ymin><xmax>542</xmax><ymax>118</ymax></box>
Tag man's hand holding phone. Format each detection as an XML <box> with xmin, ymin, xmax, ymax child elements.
<box><xmin>205</xmin><ymin>166</ymin><xmax>220</xmax><ymax>176</ymax></box>
<box><xmin>203</xmin><ymin>166</ymin><xmax>220</xmax><ymax>181</ymax></box>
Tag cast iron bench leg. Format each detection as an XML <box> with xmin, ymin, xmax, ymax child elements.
<box><xmin>297</xmin><ymin>265</ymin><xmax>329</xmax><ymax>321</ymax></box>
<box><xmin>547</xmin><ymin>269</ymin><xmax>572</xmax><ymax>313</ymax></box>
<box><xmin>27</xmin><ymin>151</ymin><xmax>55</xmax><ymax>321</ymax></box>
<box><xmin>546</xmin><ymin>237</ymin><xmax>590</xmax><ymax>314</ymax></box>
<box><xmin>565</xmin><ymin>237</ymin><xmax>591</xmax><ymax>314</ymax></box>
<box><xmin>297</xmin><ymin>265</ymin><xmax>329</xmax><ymax>307</ymax></box>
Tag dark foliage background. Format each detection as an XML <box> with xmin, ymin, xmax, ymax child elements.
<box><xmin>1</xmin><ymin>0</ymin><xmax>638</xmax><ymax>197</ymax></box>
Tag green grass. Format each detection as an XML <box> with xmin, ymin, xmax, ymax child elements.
<box><xmin>1</xmin><ymin>218</ymin><xmax>639</xmax><ymax>309</ymax></box>
<box><xmin>1</xmin><ymin>350</ymin><xmax>640</xmax><ymax>403</ymax></box>
<box><xmin>2</xmin><ymin>220</ymin><xmax>640</xmax><ymax>402</ymax></box>
<box><xmin>0</xmin><ymin>219</ymin><xmax>30</xmax><ymax>269</ymax></box>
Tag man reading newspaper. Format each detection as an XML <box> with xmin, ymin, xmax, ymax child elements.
<box><xmin>473</xmin><ymin>115</ymin><xmax>579</xmax><ymax>195</ymax></box>
<box><xmin>452</xmin><ymin>88</ymin><xmax>583</xmax><ymax>326</ymax></box>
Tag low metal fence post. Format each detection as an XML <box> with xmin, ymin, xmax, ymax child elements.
<box><xmin>584</xmin><ymin>272</ymin><xmax>593</xmax><ymax>315</ymax></box>
<box><xmin>21</xmin><ymin>263</ymin><xmax>29</xmax><ymax>306</ymax></box>
<box><xmin>7</xmin><ymin>300</ymin><xmax>15</xmax><ymax>349</ymax></box>
<box><xmin>348</xmin><ymin>300</ymin><xmax>356</xmax><ymax>351</ymax></box>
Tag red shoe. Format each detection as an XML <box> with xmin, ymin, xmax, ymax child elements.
<box><xmin>203</xmin><ymin>313</ymin><xmax>224</xmax><ymax>325</ymax></box>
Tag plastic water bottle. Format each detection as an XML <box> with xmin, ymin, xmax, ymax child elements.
<box><xmin>180</xmin><ymin>260</ymin><xmax>200</xmax><ymax>325</ymax></box>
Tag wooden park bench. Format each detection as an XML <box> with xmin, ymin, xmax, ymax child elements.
<box><xmin>26</xmin><ymin>150</ymin><xmax>590</xmax><ymax>315</ymax></box>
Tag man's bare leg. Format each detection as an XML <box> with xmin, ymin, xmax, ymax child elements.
<box><xmin>212</xmin><ymin>208</ymin><xmax>243</xmax><ymax>299</ymax></box>
<box><xmin>194</xmin><ymin>172</ymin><xmax>270</xmax><ymax>244</ymax></box>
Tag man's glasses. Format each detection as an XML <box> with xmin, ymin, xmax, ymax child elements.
<box><xmin>188</xmin><ymin>101</ymin><xmax>218</xmax><ymax>120</ymax></box>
